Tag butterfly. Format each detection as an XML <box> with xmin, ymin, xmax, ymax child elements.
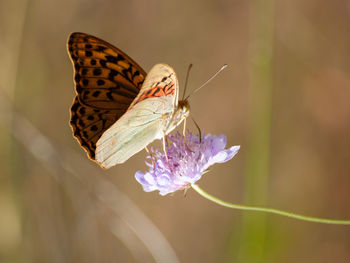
<box><xmin>67</xmin><ymin>32</ymin><xmax>189</xmax><ymax>168</ymax></box>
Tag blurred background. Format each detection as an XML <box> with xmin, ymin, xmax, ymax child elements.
<box><xmin>1</xmin><ymin>0</ymin><xmax>350</xmax><ymax>262</ymax></box>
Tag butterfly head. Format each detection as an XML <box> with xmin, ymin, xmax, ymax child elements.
<box><xmin>165</xmin><ymin>99</ymin><xmax>190</xmax><ymax>134</ymax></box>
<box><xmin>177</xmin><ymin>99</ymin><xmax>190</xmax><ymax>118</ymax></box>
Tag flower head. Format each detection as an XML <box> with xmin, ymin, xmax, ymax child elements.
<box><xmin>135</xmin><ymin>132</ymin><xmax>240</xmax><ymax>196</ymax></box>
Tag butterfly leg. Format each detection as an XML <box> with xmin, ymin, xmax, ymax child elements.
<box><xmin>162</xmin><ymin>134</ymin><xmax>169</xmax><ymax>163</ymax></box>
<box><xmin>162</xmin><ymin>132</ymin><xmax>175</xmax><ymax>173</ymax></box>
<box><xmin>190</xmin><ymin>115</ymin><xmax>202</xmax><ymax>143</ymax></box>
<box><xmin>145</xmin><ymin>146</ymin><xmax>155</xmax><ymax>169</ymax></box>
<box><xmin>182</xmin><ymin>118</ymin><xmax>187</xmax><ymax>136</ymax></box>
<box><xmin>181</xmin><ymin>118</ymin><xmax>194</xmax><ymax>153</ymax></box>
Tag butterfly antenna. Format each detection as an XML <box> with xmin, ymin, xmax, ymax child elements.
<box><xmin>190</xmin><ymin>115</ymin><xmax>202</xmax><ymax>143</ymax></box>
<box><xmin>185</xmin><ymin>64</ymin><xmax>228</xmax><ymax>101</ymax></box>
<box><xmin>182</xmin><ymin>64</ymin><xmax>193</xmax><ymax>100</ymax></box>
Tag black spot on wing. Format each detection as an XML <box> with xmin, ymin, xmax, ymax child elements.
<box><xmin>93</xmin><ymin>68</ymin><xmax>102</xmax><ymax>76</ymax></box>
<box><xmin>85</xmin><ymin>50</ymin><xmax>92</xmax><ymax>57</ymax></box>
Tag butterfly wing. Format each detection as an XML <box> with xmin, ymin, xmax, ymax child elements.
<box><xmin>67</xmin><ymin>32</ymin><xmax>147</xmax><ymax>160</ymax></box>
<box><xmin>128</xmin><ymin>63</ymin><xmax>179</xmax><ymax>110</ymax></box>
<box><xmin>96</xmin><ymin>64</ymin><xmax>178</xmax><ymax>168</ymax></box>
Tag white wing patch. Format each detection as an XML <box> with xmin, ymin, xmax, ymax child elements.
<box><xmin>96</xmin><ymin>97</ymin><xmax>173</xmax><ymax>168</ymax></box>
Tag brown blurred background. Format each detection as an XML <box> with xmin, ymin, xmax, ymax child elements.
<box><xmin>1</xmin><ymin>0</ymin><xmax>350</xmax><ymax>262</ymax></box>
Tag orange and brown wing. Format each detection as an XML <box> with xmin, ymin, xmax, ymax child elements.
<box><xmin>67</xmin><ymin>32</ymin><xmax>147</xmax><ymax>160</ymax></box>
<box><xmin>128</xmin><ymin>63</ymin><xmax>178</xmax><ymax>110</ymax></box>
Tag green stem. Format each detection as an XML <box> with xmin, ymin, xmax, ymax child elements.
<box><xmin>191</xmin><ymin>184</ymin><xmax>350</xmax><ymax>225</ymax></box>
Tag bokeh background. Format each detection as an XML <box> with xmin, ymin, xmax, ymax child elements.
<box><xmin>1</xmin><ymin>0</ymin><xmax>350</xmax><ymax>262</ymax></box>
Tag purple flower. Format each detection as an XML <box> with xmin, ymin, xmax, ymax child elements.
<box><xmin>135</xmin><ymin>132</ymin><xmax>240</xmax><ymax>196</ymax></box>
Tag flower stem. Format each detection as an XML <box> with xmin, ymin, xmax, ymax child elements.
<box><xmin>191</xmin><ymin>184</ymin><xmax>350</xmax><ymax>225</ymax></box>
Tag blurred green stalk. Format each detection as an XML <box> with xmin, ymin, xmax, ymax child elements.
<box><xmin>229</xmin><ymin>0</ymin><xmax>275</xmax><ymax>262</ymax></box>
<box><xmin>3</xmin><ymin>0</ymin><xmax>30</xmax><ymax>262</ymax></box>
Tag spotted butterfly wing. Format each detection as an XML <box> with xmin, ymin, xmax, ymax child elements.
<box><xmin>96</xmin><ymin>64</ymin><xmax>179</xmax><ymax>168</ymax></box>
<box><xmin>67</xmin><ymin>32</ymin><xmax>146</xmax><ymax>160</ymax></box>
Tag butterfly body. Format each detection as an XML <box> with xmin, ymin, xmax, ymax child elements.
<box><xmin>68</xmin><ymin>33</ymin><xmax>189</xmax><ymax>168</ymax></box>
